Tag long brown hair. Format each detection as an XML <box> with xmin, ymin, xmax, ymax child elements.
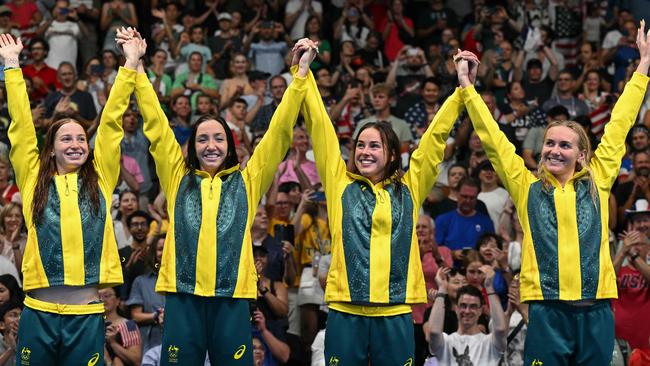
<box><xmin>535</xmin><ymin>120</ymin><xmax>598</xmax><ymax>201</ymax></box>
<box><xmin>32</xmin><ymin>119</ymin><xmax>100</xmax><ymax>224</ymax></box>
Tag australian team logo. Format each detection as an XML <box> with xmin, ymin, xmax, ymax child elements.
<box><xmin>20</xmin><ymin>347</ymin><xmax>31</xmax><ymax>365</ymax></box>
<box><xmin>168</xmin><ymin>345</ymin><xmax>180</xmax><ymax>363</ymax></box>
<box><xmin>329</xmin><ymin>356</ymin><xmax>340</xmax><ymax>366</ymax></box>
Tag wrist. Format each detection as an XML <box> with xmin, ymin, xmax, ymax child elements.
<box><xmin>459</xmin><ymin>76</ymin><xmax>472</xmax><ymax>88</ymax></box>
<box><xmin>3</xmin><ymin>58</ymin><xmax>19</xmax><ymax>68</ymax></box>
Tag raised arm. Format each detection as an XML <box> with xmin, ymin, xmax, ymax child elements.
<box><xmin>482</xmin><ymin>265</ymin><xmax>508</xmax><ymax>352</ymax></box>
<box><xmin>457</xmin><ymin>52</ymin><xmax>533</xmax><ymax>202</ymax></box>
<box><xmin>2</xmin><ymin>35</ymin><xmax>38</xmax><ymax>194</ymax></box>
<box><xmin>299</xmin><ymin>41</ymin><xmax>348</xmax><ymax>197</ymax></box>
<box><xmin>404</xmin><ymin>88</ymin><xmax>463</xmax><ymax>206</ymax></box>
<box><xmin>94</xmin><ymin>27</ymin><xmax>142</xmax><ymax>192</ymax></box>
<box><xmin>591</xmin><ymin>21</ymin><xmax>650</xmax><ymax>187</ymax></box>
<box><xmin>427</xmin><ymin>267</ymin><xmax>450</xmax><ymax>354</ymax></box>
<box><xmin>242</xmin><ymin>45</ymin><xmax>312</xmax><ymax>206</ymax></box>
<box><xmin>125</xmin><ymin>31</ymin><xmax>185</xmax><ymax>200</ymax></box>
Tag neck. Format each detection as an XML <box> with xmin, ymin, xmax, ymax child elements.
<box><xmin>457</xmin><ymin>323</ymin><xmax>482</xmax><ymax>336</ymax></box>
<box><xmin>131</xmin><ymin>238</ymin><xmax>147</xmax><ymax>249</ymax></box>
<box><xmin>61</xmin><ymin>86</ymin><xmax>76</xmax><ymax>95</ymax></box>
<box><xmin>448</xmin><ymin>189</ymin><xmax>458</xmax><ymax>201</ymax></box>
<box><xmin>457</xmin><ymin>208</ymin><xmax>476</xmax><ymax>217</ymax></box>
<box><xmin>106</xmin><ymin>312</ymin><xmax>121</xmax><ymax>322</ymax></box>
<box><xmin>558</xmin><ymin>91</ymin><xmax>573</xmax><ymax>99</ymax></box>
<box><xmin>375</xmin><ymin>109</ymin><xmax>391</xmax><ymax>119</ymax></box>
<box><xmin>252</xmin><ymin>228</ymin><xmax>267</xmax><ymax>242</ymax></box>
<box><xmin>481</xmin><ymin>182</ymin><xmax>497</xmax><ymax>192</ymax></box>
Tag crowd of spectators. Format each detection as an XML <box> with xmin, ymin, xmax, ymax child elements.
<box><xmin>0</xmin><ymin>0</ymin><xmax>648</xmax><ymax>365</ymax></box>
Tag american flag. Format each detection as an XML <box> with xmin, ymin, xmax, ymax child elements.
<box><xmin>117</xmin><ymin>320</ymin><xmax>141</xmax><ymax>348</ymax></box>
<box><xmin>553</xmin><ymin>5</ymin><xmax>581</xmax><ymax>67</ymax></box>
<box><xmin>589</xmin><ymin>102</ymin><xmax>612</xmax><ymax>139</ymax></box>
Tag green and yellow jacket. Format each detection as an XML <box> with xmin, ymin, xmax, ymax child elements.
<box><xmin>7</xmin><ymin>67</ymin><xmax>135</xmax><ymax>291</ymax></box>
<box><xmin>461</xmin><ymin>72</ymin><xmax>649</xmax><ymax>302</ymax></box>
<box><xmin>134</xmin><ymin>68</ymin><xmax>306</xmax><ymax>298</ymax></box>
<box><xmin>301</xmin><ymin>70</ymin><xmax>463</xmax><ymax>316</ymax></box>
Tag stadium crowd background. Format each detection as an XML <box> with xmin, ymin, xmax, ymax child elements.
<box><xmin>0</xmin><ymin>0</ymin><xmax>647</xmax><ymax>365</ymax></box>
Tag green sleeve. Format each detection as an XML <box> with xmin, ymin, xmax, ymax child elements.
<box><xmin>404</xmin><ymin>88</ymin><xmax>464</xmax><ymax>206</ymax></box>
<box><xmin>135</xmin><ymin>72</ymin><xmax>186</xmax><ymax>203</ymax></box>
<box><xmin>461</xmin><ymin>85</ymin><xmax>534</xmax><ymax>204</ymax></box>
<box><xmin>591</xmin><ymin>72</ymin><xmax>650</xmax><ymax>188</ymax></box>
<box><xmin>242</xmin><ymin>66</ymin><xmax>307</xmax><ymax>206</ymax></box>
<box><xmin>93</xmin><ymin>67</ymin><xmax>136</xmax><ymax>193</ymax></box>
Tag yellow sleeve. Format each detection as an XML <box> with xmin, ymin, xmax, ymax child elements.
<box><xmin>134</xmin><ymin>72</ymin><xmax>186</xmax><ymax>202</ymax></box>
<box><xmin>591</xmin><ymin>72</ymin><xmax>650</xmax><ymax>188</ymax></box>
<box><xmin>242</xmin><ymin>66</ymin><xmax>306</xmax><ymax>205</ymax></box>
<box><xmin>404</xmin><ymin>88</ymin><xmax>464</xmax><ymax>205</ymax></box>
<box><xmin>300</xmin><ymin>69</ymin><xmax>348</xmax><ymax>198</ymax></box>
<box><xmin>6</xmin><ymin>68</ymin><xmax>39</xmax><ymax>199</ymax></box>
<box><xmin>461</xmin><ymin>86</ymin><xmax>534</xmax><ymax>203</ymax></box>
<box><xmin>93</xmin><ymin>67</ymin><xmax>136</xmax><ymax>193</ymax></box>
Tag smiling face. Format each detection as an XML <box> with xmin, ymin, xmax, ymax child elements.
<box><xmin>456</xmin><ymin>293</ymin><xmax>482</xmax><ymax>329</ymax></box>
<box><xmin>3</xmin><ymin>206</ymin><xmax>22</xmax><ymax>236</ymax></box>
<box><xmin>541</xmin><ymin>125</ymin><xmax>585</xmax><ymax>183</ymax></box>
<box><xmin>354</xmin><ymin>127</ymin><xmax>389</xmax><ymax>184</ymax></box>
<box><xmin>195</xmin><ymin>120</ymin><xmax>229</xmax><ymax>176</ymax></box>
<box><xmin>53</xmin><ymin>122</ymin><xmax>89</xmax><ymax>175</ymax></box>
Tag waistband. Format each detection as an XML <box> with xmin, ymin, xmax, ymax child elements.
<box><xmin>25</xmin><ymin>296</ymin><xmax>105</xmax><ymax>315</ymax></box>
<box><xmin>529</xmin><ymin>299</ymin><xmax>611</xmax><ymax>313</ymax></box>
<box><xmin>329</xmin><ymin>302</ymin><xmax>412</xmax><ymax>317</ymax></box>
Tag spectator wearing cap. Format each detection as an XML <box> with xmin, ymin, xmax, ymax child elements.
<box><xmin>521</xmin><ymin>58</ymin><xmax>557</xmax><ymax>107</ymax></box>
<box><xmin>176</xmin><ymin>25</ymin><xmax>212</xmax><ymax>76</ymax></box>
<box><xmin>476</xmin><ymin>161</ymin><xmax>509</xmax><ymax>230</ymax></box>
<box><xmin>250</xmin><ymin>75</ymin><xmax>287</xmax><ymax>134</ymax></box>
<box><xmin>0</xmin><ymin>300</ymin><xmax>22</xmax><ymax>365</ymax></box>
<box><xmin>333</xmin><ymin>6</ymin><xmax>371</xmax><ymax>50</ymax></box>
<box><xmin>542</xmin><ymin>70</ymin><xmax>590</xmax><ymax>120</ymax></box>
<box><xmin>22</xmin><ymin>37</ymin><xmax>59</xmax><ymax>102</ymax></box>
<box><xmin>612</xmin><ymin>199</ymin><xmax>650</xmax><ymax>351</ymax></box>
<box><xmin>245</xmin><ymin>20</ymin><xmax>290</xmax><ymax>77</ymax></box>
<box><xmin>42</xmin><ymin>0</ymin><xmax>81</xmax><ymax>70</ymax></box>
<box><xmin>284</xmin><ymin>0</ymin><xmax>322</xmax><ymax>41</ymax></box>
<box><xmin>435</xmin><ymin>178</ymin><xmax>494</xmax><ymax>256</ymax></box>
<box><xmin>208</xmin><ymin>12</ymin><xmax>244</xmax><ymax>79</ymax></box>
<box><xmin>170</xmin><ymin>51</ymin><xmax>219</xmax><ymax>113</ymax></box>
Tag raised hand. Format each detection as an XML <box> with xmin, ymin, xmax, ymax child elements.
<box><xmin>0</xmin><ymin>34</ymin><xmax>22</xmax><ymax>67</ymax></box>
<box><xmin>115</xmin><ymin>27</ymin><xmax>147</xmax><ymax>69</ymax></box>
<box><xmin>480</xmin><ymin>264</ymin><xmax>496</xmax><ymax>290</ymax></box>
<box><xmin>434</xmin><ymin>266</ymin><xmax>450</xmax><ymax>291</ymax></box>
<box><xmin>291</xmin><ymin>38</ymin><xmax>318</xmax><ymax>77</ymax></box>
<box><xmin>636</xmin><ymin>19</ymin><xmax>650</xmax><ymax>74</ymax></box>
<box><xmin>454</xmin><ymin>49</ymin><xmax>480</xmax><ymax>87</ymax></box>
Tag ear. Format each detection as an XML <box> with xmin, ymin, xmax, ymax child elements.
<box><xmin>578</xmin><ymin>149</ymin><xmax>587</xmax><ymax>164</ymax></box>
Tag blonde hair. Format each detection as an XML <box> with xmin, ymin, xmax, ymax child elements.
<box><xmin>535</xmin><ymin>120</ymin><xmax>598</xmax><ymax>202</ymax></box>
